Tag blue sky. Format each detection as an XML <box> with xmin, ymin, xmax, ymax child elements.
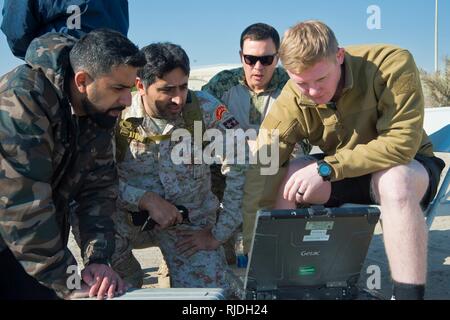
<box><xmin>1</xmin><ymin>0</ymin><xmax>449</xmax><ymax>75</ymax></box>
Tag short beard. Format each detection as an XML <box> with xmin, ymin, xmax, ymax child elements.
<box><xmin>81</xmin><ymin>98</ymin><xmax>123</xmax><ymax>130</ymax></box>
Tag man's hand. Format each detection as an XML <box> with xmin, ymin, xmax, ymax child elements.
<box><xmin>81</xmin><ymin>264</ymin><xmax>128</xmax><ymax>300</ymax></box>
<box><xmin>283</xmin><ymin>162</ymin><xmax>331</xmax><ymax>204</ymax></box>
<box><xmin>175</xmin><ymin>226</ymin><xmax>221</xmax><ymax>257</ymax></box>
<box><xmin>138</xmin><ymin>192</ymin><xmax>183</xmax><ymax>230</ymax></box>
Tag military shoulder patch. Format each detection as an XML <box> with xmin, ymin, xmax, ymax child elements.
<box><xmin>223</xmin><ymin>117</ymin><xmax>239</xmax><ymax>129</ymax></box>
<box><xmin>215</xmin><ymin>105</ymin><xmax>228</xmax><ymax>120</ymax></box>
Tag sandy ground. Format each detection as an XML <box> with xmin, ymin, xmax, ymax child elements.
<box><xmin>68</xmin><ymin>232</ymin><xmax>170</xmax><ymax>289</ymax></box>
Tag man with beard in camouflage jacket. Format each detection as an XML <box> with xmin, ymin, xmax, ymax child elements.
<box><xmin>0</xmin><ymin>29</ymin><xmax>145</xmax><ymax>300</ymax></box>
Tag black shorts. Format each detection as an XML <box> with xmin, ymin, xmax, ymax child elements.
<box><xmin>310</xmin><ymin>153</ymin><xmax>446</xmax><ymax>210</ymax></box>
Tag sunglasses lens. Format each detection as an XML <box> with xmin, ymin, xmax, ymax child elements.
<box><xmin>244</xmin><ymin>55</ymin><xmax>275</xmax><ymax>66</ymax></box>
<box><xmin>260</xmin><ymin>56</ymin><xmax>274</xmax><ymax>66</ymax></box>
<box><xmin>244</xmin><ymin>55</ymin><xmax>258</xmax><ymax>65</ymax></box>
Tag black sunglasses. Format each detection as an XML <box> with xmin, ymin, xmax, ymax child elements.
<box><xmin>243</xmin><ymin>54</ymin><xmax>277</xmax><ymax>66</ymax></box>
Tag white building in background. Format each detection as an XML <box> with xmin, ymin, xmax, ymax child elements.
<box><xmin>189</xmin><ymin>64</ymin><xmax>240</xmax><ymax>90</ymax></box>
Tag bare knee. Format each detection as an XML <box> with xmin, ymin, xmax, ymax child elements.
<box><xmin>372</xmin><ymin>160</ymin><xmax>429</xmax><ymax>207</ymax></box>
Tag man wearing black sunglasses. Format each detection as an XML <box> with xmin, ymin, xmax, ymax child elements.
<box><xmin>203</xmin><ymin>23</ymin><xmax>311</xmax><ymax>265</ymax></box>
<box><xmin>203</xmin><ymin>23</ymin><xmax>289</xmax><ymax>130</ymax></box>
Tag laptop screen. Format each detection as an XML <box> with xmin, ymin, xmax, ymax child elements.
<box><xmin>244</xmin><ymin>205</ymin><xmax>380</xmax><ymax>300</ymax></box>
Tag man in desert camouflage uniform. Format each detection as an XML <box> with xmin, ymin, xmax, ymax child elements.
<box><xmin>202</xmin><ymin>23</ymin><xmax>311</xmax><ymax>263</ymax></box>
<box><xmin>113</xmin><ymin>43</ymin><xmax>245</xmax><ymax>295</ymax></box>
<box><xmin>0</xmin><ymin>29</ymin><xmax>145</xmax><ymax>300</ymax></box>
<box><xmin>203</xmin><ymin>23</ymin><xmax>289</xmax><ymax>132</ymax></box>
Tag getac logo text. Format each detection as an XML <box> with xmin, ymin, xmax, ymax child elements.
<box><xmin>300</xmin><ymin>250</ymin><xmax>320</xmax><ymax>257</ymax></box>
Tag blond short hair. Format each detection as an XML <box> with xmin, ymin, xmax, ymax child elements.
<box><xmin>279</xmin><ymin>20</ymin><xmax>339</xmax><ymax>73</ymax></box>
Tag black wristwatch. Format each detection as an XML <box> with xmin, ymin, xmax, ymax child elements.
<box><xmin>317</xmin><ymin>160</ymin><xmax>333</xmax><ymax>181</ymax></box>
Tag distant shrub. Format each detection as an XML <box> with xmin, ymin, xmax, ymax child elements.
<box><xmin>421</xmin><ymin>56</ymin><xmax>450</xmax><ymax>108</ymax></box>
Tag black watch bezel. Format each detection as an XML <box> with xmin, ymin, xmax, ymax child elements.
<box><xmin>317</xmin><ymin>160</ymin><xmax>332</xmax><ymax>181</ymax></box>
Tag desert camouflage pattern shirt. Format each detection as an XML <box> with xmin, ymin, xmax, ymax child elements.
<box><xmin>0</xmin><ymin>33</ymin><xmax>117</xmax><ymax>298</ymax></box>
<box><xmin>117</xmin><ymin>91</ymin><xmax>246</xmax><ymax>242</ymax></box>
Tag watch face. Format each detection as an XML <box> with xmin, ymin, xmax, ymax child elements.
<box><xmin>319</xmin><ymin>164</ymin><xmax>332</xmax><ymax>176</ymax></box>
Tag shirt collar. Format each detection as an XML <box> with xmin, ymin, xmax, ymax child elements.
<box><xmin>341</xmin><ymin>52</ymin><xmax>354</xmax><ymax>95</ymax></box>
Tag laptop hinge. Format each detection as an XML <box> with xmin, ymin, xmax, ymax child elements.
<box><xmin>307</xmin><ymin>205</ymin><xmax>329</xmax><ymax>217</ymax></box>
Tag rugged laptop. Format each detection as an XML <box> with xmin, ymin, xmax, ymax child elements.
<box><xmin>244</xmin><ymin>205</ymin><xmax>381</xmax><ymax>300</ymax></box>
